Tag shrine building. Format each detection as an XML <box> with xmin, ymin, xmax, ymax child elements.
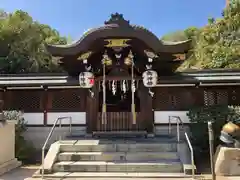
<box><xmin>0</xmin><ymin>13</ymin><xmax>240</xmax><ymax>147</ymax></box>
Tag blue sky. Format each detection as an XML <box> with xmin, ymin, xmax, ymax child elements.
<box><xmin>1</xmin><ymin>0</ymin><xmax>226</xmax><ymax>40</ymax></box>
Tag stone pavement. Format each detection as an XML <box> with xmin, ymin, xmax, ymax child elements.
<box><xmin>0</xmin><ymin>165</ymin><xmax>239</xmax><ymax>180</ymax></box>
<box><xmin>0</xmin><ymin>165</ymin><xmax>38</xmax><ymax>180</ymax></box>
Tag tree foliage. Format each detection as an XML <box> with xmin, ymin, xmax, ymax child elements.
<box><xmin>187</xmin><ymin>105</ymin><xmax>240</xmax><ymax>162</ymax></box>
<box><xmin>0</xmin><ymin>1</ymin><xmax>239</xmax><ymax>74</ymax></box>
<box><xmin>161</xmin><ymin>27</ymin><xmax>199</xmax><ymax>42</ymax></box>
<box><xmin>161</xmin><ymin>30</ymin><xmax>189</xmax><ymax>42</ymax></box>
<box><xmin>179</xmin><ymin>0</ymin><xmax>240</xmax><ymax>70</ymax></box>
<box><xmin>0</xmin><ymin>10</ymin><xmax>67</xmax><ymax>73</ymax></box>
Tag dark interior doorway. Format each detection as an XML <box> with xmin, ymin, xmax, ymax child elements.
<box><xmin>98</xmin><ymin>81</ymin><xmax>140</xmax><ymax>112</ymax></box>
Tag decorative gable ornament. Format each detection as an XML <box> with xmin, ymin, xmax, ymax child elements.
<box><xmin>77</xmin><ymin>51</ymin><xmax>92</xmax><ymax>60</ymax></box>
<box><xmin>173</xmin><ymin>53</ymin><xmax>186</xmax><ymax>61</ymax></box>
<box><xmin>78</xmin><ymin>72</ymin><xmax>95</xmax><ymax>88</ymax></box>
<box><xmin>104</xmin><ymin>13</ymin><xmax>130</xmax><ymax>27</ymax></box>
<box><xmin>144</xmin><ymin>50</ymin><xmax>158</xmax><ymax>59</ymax></box>
<box><xmin>142</xmin><ymin>70</ymin><xmax>158</xmax><ymax>88</ymax></box>
<box><xmin>104</xmin><ymin>39</ymin><xmax>131</xmax><ymax>48</ymax></box>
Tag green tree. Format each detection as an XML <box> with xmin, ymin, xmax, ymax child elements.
<box><xmin>0</xmin><ymin>10</ymin><xmax>67</xmax><ymax>73</ymax></box>
<box><xmin>184</xmin><ymin>27</ymin><xmax>199</xmax><ymax>40</ymax></box>
<box><xmin>179</xmin><ymin>0</ymin><xmax>240</xmax><ymax>70</ymax></box>
<box><xmin>161</xmin><ymin>26</ymin><xmax>199</xmax><ymax>42</ymax></box>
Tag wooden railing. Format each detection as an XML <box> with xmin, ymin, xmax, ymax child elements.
<box><xmin>96</xmin><ymin>112</ymin><xmax>142</xmax><ymax>131</ymax></box>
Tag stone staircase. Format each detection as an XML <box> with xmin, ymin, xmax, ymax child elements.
<box><xmin>33</xmin><ymin>137</ymin><xmax>195</xmax><ymax>179</ymax></box>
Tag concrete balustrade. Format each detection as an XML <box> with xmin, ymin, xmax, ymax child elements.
<box><xmin>0</xmin><ymin>121</ymin><xmax>21</xmax><ymax>175</ymax></box>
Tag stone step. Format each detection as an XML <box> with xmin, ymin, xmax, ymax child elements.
<box><xmin>60</xmin><ymin>143</ymin><xmax>177</xmax><ymax>152</ymax></box>
<box><xmin>53</xmin><ymin>160</ymin><xmax>183</xmax><ymax>173</ymax></box>
<box><xmin>33</xmin><ymin>172</ymin><xmax>189</xmax><ymax>178</ymax></box>
<box><xmin>58</xmin><ymin>151</ymin><xmax>179</xmax><ymax>161</ymax></box>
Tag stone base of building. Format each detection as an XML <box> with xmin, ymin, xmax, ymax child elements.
<box><xmin>215</xmin><ymin>146</ymin><xmax>240</xmax><ymax>176</ymax></box>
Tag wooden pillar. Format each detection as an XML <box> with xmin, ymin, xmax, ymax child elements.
<box><xmin>0</xmin><ymin>90</ymin><xmax>3</xmax><ymax>113</ymax></box>
<box><xmin>228</xmin><ymin>87</ymin><xmax>239</xmax><ymax>105</ymax></box>
<box><xmin>79</xmin><ymin>89</ymin><xmax>86</xmax><ymax>111</ymax></box>
<box><xmin>4</xmin><ymin>89</ymin><xmax>11</xmax><ymax>109</ymax></box>
<box><xmin>192</xmin><ymin>87</ymin><xmax>204</xmax><ymax>106</ymax></box>
<box><xmin>86</xmin><ymin>81</ymin><xmax>99</xmax><ymax>134</ymax></box>
<box><xmin>138</xmin><ymin>82</ymin><xmax>154</xmax><ymax>134</ymax></box>
<box><xmin>43</xmin><ymin>88</ymin><xmax>48</xmax><ymax>126</ymax></box>
<box><xmin>86</xmin><ymin>90</ymin><xmax>92</xmax><ymax>133</ymax></box>
<box><xmin>0</xmin><ymin>90</ymin><xmax>2</xmax><ymax>100</ymax></box>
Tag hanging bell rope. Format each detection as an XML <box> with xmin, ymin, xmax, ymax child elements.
<box><xmin>130</xmin><ymin>50</ymin><xmax>136</xmax><ymax>125</ymax></box>
<box><xmin>101</xmin><ymin>51</ymin><xmax>107</xmax><ymax>125</ymax></box>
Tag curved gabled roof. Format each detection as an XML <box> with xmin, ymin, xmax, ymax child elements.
<box><xmin>46</xmin><ymin>13</ymin><xmax>192</xmax><ymax>56</ymax></box>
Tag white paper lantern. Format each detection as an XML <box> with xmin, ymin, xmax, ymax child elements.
<box><xmin>142</xmin><ymin>70</ymin><xmax>158</xmax><ymax>88</ymax></box>
<box><xmin>79</xmin><ymin>72</ymin><xmax>95</xmax><ymax>88</ymax></box>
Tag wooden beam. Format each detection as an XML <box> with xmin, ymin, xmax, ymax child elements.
<box><xmin>138</xmin><ymin>82</ymin><xmax>154</xmax><ymax>134</ymax></box>
<box><xmin>96</xmin><ymin>76</ymin><xmax>142</xmax><ymax>81</ymax></box>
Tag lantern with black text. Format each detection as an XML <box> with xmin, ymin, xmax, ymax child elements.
<box><xmin>142</xmin><ymin>70</ymin><xmax>158</xmax><ymax>87</ymax></box>
<box><xmin>78</xmin><ymin>72</ymin><xmax>95</xmax><ymax>88</ymax></box>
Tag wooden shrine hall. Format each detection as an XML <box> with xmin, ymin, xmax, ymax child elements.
<box><xmin>45</xmin><ymin>13</ymin><xmax>192</xmax><ymax>135</ymax></box>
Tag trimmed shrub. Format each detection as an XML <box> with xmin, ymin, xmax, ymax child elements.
<box><xmin>187</xmin><ymin>105</ymin><xmax>240</xmax><ymax>159</ymax></box>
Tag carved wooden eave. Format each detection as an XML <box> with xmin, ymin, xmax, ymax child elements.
<box><xmin>172</xmin><ymin>53</ymin><xmax>187</xmax><ymax>61</ymax></box>
<box><xmin>45</xmin><ymin>13</ymin><xmax>192</xmax><ymax>57</ymax></box>
<box><xmin>160</xmin><ymin>40</ymin><xmax>192</xmax><ymax>53</ymax></box>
